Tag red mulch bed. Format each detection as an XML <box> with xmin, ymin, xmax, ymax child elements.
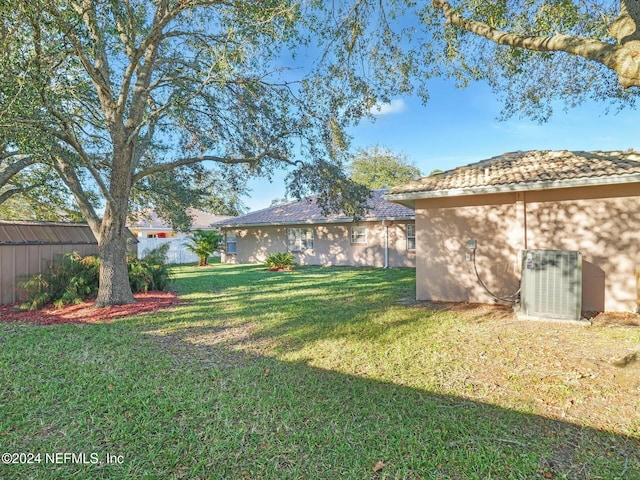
<box><xmin>0</xmin><ymin>291</ymin><xmax>181</xmax><ymax>326</ymax></box>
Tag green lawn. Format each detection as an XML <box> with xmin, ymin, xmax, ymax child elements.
<box><xmin>1</xmin><ymin>264</ymin><xmax>638</xmax><ymax>479</ymax></box>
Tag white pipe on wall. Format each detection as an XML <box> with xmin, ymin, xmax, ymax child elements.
<box><xmin>382</xmin><ymin>220</ymin><xmax>389</xmax><ymax>268</ymax></box>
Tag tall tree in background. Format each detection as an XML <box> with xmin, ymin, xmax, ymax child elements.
<box><xmin>0</xmin><ymin>1</ymin><xmax>373</xmax><ymax>306</ymax></box>
<box><xmin>348</xmin><ymin>146</ymin><xmax>422</xmax><ymax>189</ymax></box>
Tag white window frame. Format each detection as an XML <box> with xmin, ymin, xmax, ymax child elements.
<box><xmin>350</xmin><ymin>226</ymin><xmax>367</xmax><ymax>245</ymax></box>
<box><xmin>287</xmin><ymin>228</ymin><xmax>314</xmax><ymax>252</ymax></box>
<box><xmin>406</xmin><ymin>223</ymin><xmax>416</xmax><ymax>251</ymax></box>
<box><xmin>226</xmin><ymin>232</ymin><xmax>237</xmax><ymax>254</ymax></box>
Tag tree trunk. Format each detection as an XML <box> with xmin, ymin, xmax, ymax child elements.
<box><xmin>94</xmin><ymin>201</ymin><xmax>135</xmax><ymax>307</ymax></box>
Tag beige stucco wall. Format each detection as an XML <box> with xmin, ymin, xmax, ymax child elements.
<box><xmin>221</xmin><ymin>221</ymin><xmax>415</xmax><ymax>268</ymax></box>
<box><xmin>414</xmin><ymin>183</ymin><xmax>640</xmax><ymax>312</ymax></box>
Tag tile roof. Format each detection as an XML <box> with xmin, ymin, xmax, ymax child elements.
<box><xmin>387</xmin><ymin>150</ymin><xmax>640</xmax><ymax>198</ymax></box>
<box><xmin>129</xmin><ymin>208</ymin><xmax>232</xmax><ymax>229</ymax></box>
<box><xmin>213</xmin><ymin>189</ymin><xmax>414</xmax><ymax>227</ymax></box>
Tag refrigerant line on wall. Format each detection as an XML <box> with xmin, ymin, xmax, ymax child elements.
<box><xmin>469</xmin><ymin>244</ymin><xmax>521</xmax><ymax>305</ymax></box>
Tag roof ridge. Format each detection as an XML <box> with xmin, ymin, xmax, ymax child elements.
<box><xmin>388</xmin><ymin>149</ymin><xmax>640</xmax><ymax>198</ymax></box>
<box><xmin>213</xmin><ymin>187</ymin><xmax>413</xmax><ymax>227</ymax></box>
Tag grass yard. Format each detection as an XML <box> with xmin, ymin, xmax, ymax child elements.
<box><xmin>1</xmin><ymin>264</ymin><xmax>639</xmax><ymax>479</ymax></box>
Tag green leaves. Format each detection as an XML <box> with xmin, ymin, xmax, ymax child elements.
<box><xmin>348</xmin><ymin>145</ymin><xmax>422</xmax><ymax>189</ymax></box>
<box><xmin>183</xmin><ymin>229</ymin><xmax>222</xmax><ymax>266</ymax></box>
<box><xmin>264</xmin><ymin>252</ymin><xmax>295</xmax><ymax>271</ymax></box>
<box><xmin>286</xmin><ymin>159</ymin><xmax>372</xmax><ymax>221</ymax></box>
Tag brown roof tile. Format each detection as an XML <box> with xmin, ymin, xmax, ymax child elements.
<box><xmin>389</xmin><ymin>150</ymin><xmax>640</xmax><ymax>196</ymax></box>
<box><xmin>213</xmin><ymin>189</ymin><xmax>414</xmax><ymax>227</ymax></box>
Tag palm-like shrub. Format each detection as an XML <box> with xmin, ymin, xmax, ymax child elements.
<box><xmin>18</xmin><ymin>245</ymin><xmax>171</xmax><ymax>310</ymax></box>
<box><xmin>18</xmin><ymin>252</ymin><xmax>100</xmax><ymax>310</ymax></box>
<box><xmin>265</xmin><ymin>252</ymin><xmax>295</xmax><ymax>271</ymax></box>
<box><xmin>183</xmin><ymin>230</ymin><xmax>222</xmax><ymax>266</ymax></box>
<box><xmin>128</xmin><ymin>243</ymin><xmax>171</xmax><ymax>292</ymax></box>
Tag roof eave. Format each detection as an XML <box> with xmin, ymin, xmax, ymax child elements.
<box><xmin>385</xmin><ymin>174</ymin><xmax>640</xmax><ymax>207</ymax></box>
<box><xmin>215</xmin><ymin>215</ymin><xmax>415</xmax><ymax>229</ymax></box>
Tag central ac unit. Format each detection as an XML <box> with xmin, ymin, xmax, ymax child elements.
<box><xmin>520</xmin><ymin>250</ymin><xmax>582</xmax><ymax>321</ymax></box>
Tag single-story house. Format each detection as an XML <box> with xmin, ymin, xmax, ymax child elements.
<box><xmin>128</xmin><ymin>208</ymin><xmax>231</xmax><ymax>238</ymax></box>
<box><xmin>213</xmin><ymin>189</ymin><xmax>416</xmax><ymax>268</ymax></box>
<box><xmin>385</xmin><ymin>150</ymin><xmax>640</xmax><ymax>313</ymax></box>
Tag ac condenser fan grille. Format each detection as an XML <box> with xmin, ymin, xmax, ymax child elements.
<box><xmin>520</xmin><ymin>250</ymin><xmax>582</xmax><ymax>321</ymax></box>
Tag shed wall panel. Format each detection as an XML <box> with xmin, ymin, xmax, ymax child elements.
<box><xmin>0</xmin><ymin>243</ymin><xmax>99</xmax><ymax>305</ymax></box>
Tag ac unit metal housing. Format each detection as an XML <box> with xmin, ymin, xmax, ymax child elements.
<box><xmin>520</xmin><ymin>250</ymin><xmax>582</xmax><ymax>321</ymax></box>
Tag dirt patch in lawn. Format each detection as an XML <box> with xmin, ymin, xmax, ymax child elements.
<box><xmin>411</xmin><ymin>301</ymin><xmax>640</xmax><ymax>437</ymax></box>
<box><xmin>0</xmin><ymin>291</ymin><xmax>181</xmax><ymax>325</ymax></box>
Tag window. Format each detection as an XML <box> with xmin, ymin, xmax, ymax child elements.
<box><xmin>226</xmin><ymin>232</ymin><xmax>237</xmax><ymax>254</ymax></box>
<box><xmin>287</xmin><ymin>228</ymin><xmax>314</xmax><ymax>252</ymax></box>
<box><xmin>406</xmin><ymin>224</ymin><xmax>416</xmax><ymax>251</ymax></box>
<box><xmin>350</xmin><ymin>226</ymin><xmax>367</xmax><ymax>244</ymax></box>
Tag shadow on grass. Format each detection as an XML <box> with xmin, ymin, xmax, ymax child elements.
<box><xmin>158</xmin><ymin>264</ymin><xmax>421</xmax><ymax>351</ymax></box>
<box><xmin>127</xmin><ymin>264</ymin><xmax>640</xmax><ymax>478</ymax></box>
<box><xmin>156</xmin><ymin>334</ymin><xmax>640</xmax><ymax>479</ymax></box>
<box><xmin>2</xmin><ymin>318</ymin><xmax>637</xmax><ymax>479</ymax></box>
<box><xmin>3</xmin><ymin>264</ymin><xmax>636</xmax><ymax>478</ymax></box>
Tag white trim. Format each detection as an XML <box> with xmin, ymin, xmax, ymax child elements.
<box><xmin>406</xmin><ymin>223</ymin><xmax>416</xmax><ymax>251</ymax></box>
<box><xmin>350</xmin><ymin>225</ymin><xmax>367</xmax><ymax>244</ymax></box>
<box><xmin>226</xmin><ymin>232</ymin><xmax>237</xmax><ymax>254</ymax></box>
<box><xmin>287</xmin><ymin>227</ymin><xmax>314</xmax><ymax>252</ymax></box>
<box><xmin>215</xmin><ymin>216</ymin><xmax>414</xmax><ymax>229</ymax></box>
<box><xmin>385</xmin><ymin>173</ymin><xmax>640</xmax><ymax>207</ymax></box>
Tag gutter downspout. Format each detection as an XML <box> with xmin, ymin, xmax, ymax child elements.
<box><xmin>382</xmin><ymin>220</ymin><xmax>389</xmax><ymax>268</ymax></box>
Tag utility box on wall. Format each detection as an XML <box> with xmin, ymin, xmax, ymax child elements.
<box><xmin>520</xmin><ymin>250</ymin><xmax>582</xmax><ymax>321</ymax></box>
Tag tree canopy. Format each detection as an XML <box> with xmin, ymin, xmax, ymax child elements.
<box><xmin>0</xmin><ymin>0</ymin><xmax>375</xmax><ymax>306</ymax></box>
<box><xmin>428</xmin><ymin>0</ymin><xmax>640</xmax><ymax>120</ymax></box>
<box><xmin>310</xmin><ymin>1</ymin><xmax>639</xmax><ymax>122</ymax></box>
<box><xmin>348</xmin><ymin>146</ymin><xmax>422</xmax><ymax>189</ymax></box>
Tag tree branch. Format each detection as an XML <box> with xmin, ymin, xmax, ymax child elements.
<box><xmin>0</xmin><ymin>184</ymin><xmax>39</xmax><ymax>205</ymax></box>
<box><xmin>65</xmin><ymin>1</ymin><xmax>117</xmax><ymax>117</ymax></box>
<box><xmin>132</xmin><ymin>151</ymin><xmax>295</xmax><ymax>183</ymax></box>
<box><xmin>52</xmin><ymin>153</ymin><xmax>102</xmax><ymax>239</ymax></box>
<box><xmin>432</xmin><ymin>0</ymin><xmax>640</xmax><ymax>88</ymax></box>
<box><xmin>0</xmin><ymin>154</ymin><xmax>39</xmax><ymax>188</ymax></box>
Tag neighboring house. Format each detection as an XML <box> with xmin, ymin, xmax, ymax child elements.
<box><xmin>128</xmin><ymin>208</ymin><xmax>231</xmax><ymax>238</ymax></box>
<box><xmin>213</xmin><ymin>189</ymin><xmax>416</xmax><ymax>268</ymax></box>
<box><xmin>128</xmin><ymin>208</ymin><xmax>232</xmax><ymax>263</ymax></box>
<box><xmin>385</xmin><ymin>150</ymin><xmax>640</xmax><ymax>312</ymax></box>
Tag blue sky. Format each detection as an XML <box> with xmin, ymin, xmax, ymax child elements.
<box><xmin>244</xmin><ymin>78</ymin><xmax>638</xmax><ymax>212</ymax></box>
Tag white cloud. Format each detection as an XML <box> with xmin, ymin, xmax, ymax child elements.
<box><xmin>369</xmin><ymin>98</ymin><xmax>408</xmax><ymax>116</ymax></box>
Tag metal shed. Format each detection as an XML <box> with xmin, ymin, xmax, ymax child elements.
<box><xmin>0</xmin><ymin>221</ymin><xmax>137</xmax><ymax>305</ymax></box>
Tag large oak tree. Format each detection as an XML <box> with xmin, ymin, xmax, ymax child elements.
<box><xmin>0</xmin><ymin>0</ymin><xmax>372</xmax><ymax>306</ymax></box>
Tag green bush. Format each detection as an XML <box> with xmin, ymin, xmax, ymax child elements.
<box><xmin>18</xmin><ymin>252</ymin><xmax>100</xmax><ymax>311</ymax></box>
<box><xmin>18</xmin><ymin>245</ymin><xmax>171</xmax><ymax>310</ymax></box>
<box><xmin>128</xmin><ymin>243</ymin><xmax>171</xmax><ymax>292</ymax></box>
<box><xmin>265</xmin><ymin>252</ymin><xmax>295</xmax><ymax>271</ymax></box>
